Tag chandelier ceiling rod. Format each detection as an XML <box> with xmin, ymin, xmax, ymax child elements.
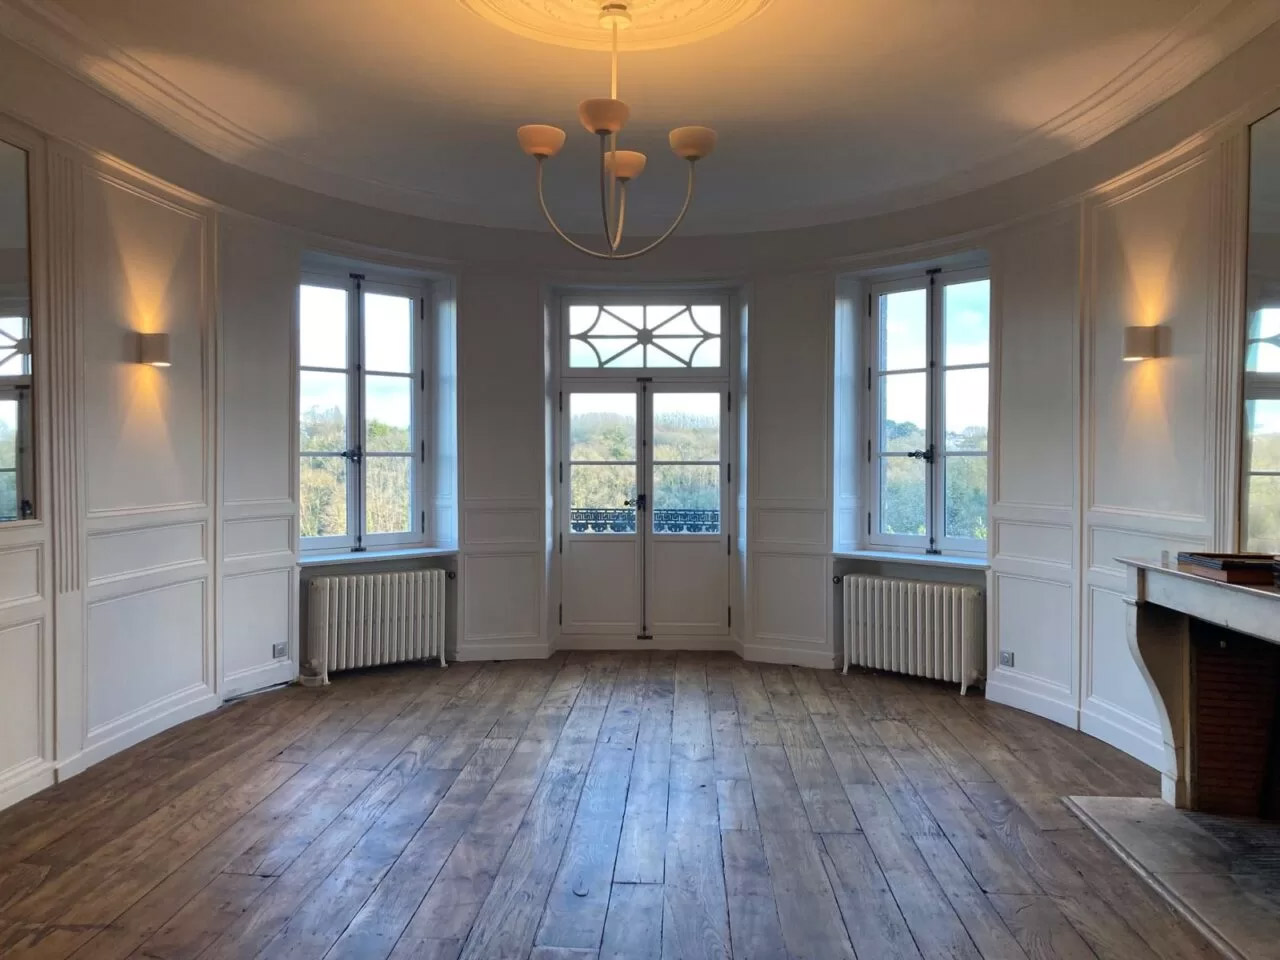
<box><xmin>516</xmin><ymin>1</ymin><xmax>717</xmax><ymax>260</ymax></box>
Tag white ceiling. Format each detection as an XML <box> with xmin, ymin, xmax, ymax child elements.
<box><xmin>10</xmin><ymin>0</ymin><xmax>1280</xmax><ymax>234</ymax></box>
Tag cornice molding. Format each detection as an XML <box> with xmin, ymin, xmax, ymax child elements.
<box><xmin>0</xmin><ymin>0</ymin><xmax>1277</xmax><ymax>235</ymax></box>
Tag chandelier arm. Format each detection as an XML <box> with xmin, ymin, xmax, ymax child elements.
<box><xmin>598</xmin><ymin>133</ymin><xmax>617</xmax><ymax>256</ymax></box>
<box><xmin>535</xmin><ymin>157</ymin><xmax>615</xmax><ymax>260</ymax></box>
<box><xmin>610</xmin><ymin>182</ymin><xmax>628</xmax><ymax>252</ymax></box>
<box><xmin>608</xmin><ymin>160</ymin><xmax>696</xmax><ymax>261</ymax></box>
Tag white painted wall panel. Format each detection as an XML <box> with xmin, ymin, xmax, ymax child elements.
<box><xmin>0</xmin><ymin>544</ymin><xmax>42</xmax><ymax>609</ymax></box>
<box><xmin>80</xmin><ymin>172</ymin><xmax>209</xmax><ymax>515</ymax></box>
<box><xmin>223</xmin><ymin>517</ymin><xmax>292</xmax><ymax>560</ymax></box>
<box><xmin>222</xmin><ymin>569</ymin><xmax>291</xmax><ymax>682</ymax></box>
<box><xmin>462</xmin><ymin>552</ymin><xmax>542</xmax><ymax>647</ymax></box>
<box><xmin>87</xmin><ymin>521</ymin><xmax>205</xmax><ymax>583</ymax></box>
<box><xmin>86</xmin><ymin>578</ymin><xmax>208</xmax><ymax>734</ymax></box>
<box><xmin>753</xmin><ymin>553</ymin><xmax>828</xmax><ymax>647</ymax></box>
<box><xmin>0</xmin><ymin>620</ymin><xmax>43</xmax><ymax>773</ymax></box>
<box><xmin>994</xmin><ymin>574</ymin><xmax>1074</xmax><ymax>691</ymax></box>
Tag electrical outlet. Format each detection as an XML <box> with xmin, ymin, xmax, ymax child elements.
<box><xmin>999</xmin><ymin>650</ymin><xmax>1015</xmax><ymax>668</ymax></box>
<box><xmin>272</xmin><ymin>642</ymin><xmax>288</xmax><ymax>660</ymax></box>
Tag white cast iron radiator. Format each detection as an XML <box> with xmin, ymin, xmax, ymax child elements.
<box><xmin>307</xmin><ymin>570</ymin><xmax>447</xmax><ymax>683</ymax></box>
<box><xmin>841</xmin><ymin>574</ymin><xmax>984</xmax><ymax>694</ymax></box>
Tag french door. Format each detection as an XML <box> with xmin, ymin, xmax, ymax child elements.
<box><xmin>559</xmin><ymin>380</ymin><xmax>730</xmax><ymax>639</ymax></box>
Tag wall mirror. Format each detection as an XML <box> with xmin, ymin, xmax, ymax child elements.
<box><xmin>0</xmin><ymin>137</ymin><xmax>32</xmax><ymax>522</ymax></box>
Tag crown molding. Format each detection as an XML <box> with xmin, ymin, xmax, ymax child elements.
<box><xmin>0</xmin><ymin>0</ymin><xmax>1277</xmax><ymax>235</ymax></box>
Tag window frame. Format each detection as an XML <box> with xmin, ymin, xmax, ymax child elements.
<box><xmin>297</xmin><ymin>269</ymin><xmax>429</xmax><ymax>554</ymax></box>
<box><xmin>863</xmin><ymin>266</ymin><xmax>991</xmax><ymax>556</ymax></box>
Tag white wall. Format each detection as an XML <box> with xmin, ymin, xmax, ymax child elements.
<box><xmin>744</xmin><ymin>271</ymin><xmax>835</xmax><ymax>669</ymax></box>
<box><xmin>218</xmin><ymin>213</ymin><xmax>300</xmax><ymax>696</ymax></box>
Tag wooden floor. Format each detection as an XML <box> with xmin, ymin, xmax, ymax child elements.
<box><xmin>0</xmin><ymin>653</ymin><xmax>1221</xmax><ymax>960</ymax></box>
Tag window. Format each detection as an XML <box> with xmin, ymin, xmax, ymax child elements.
<box><xmin>0</xmin><ymin>314</ymin><xmax>32</xmax><ymax>521</ymax></box>
<box><xmin>1243</xmin><ymin>306</ymin><xmax>1280</xmax><ymax>552</ymax></box>
<box><xmin>566</xmin><ymin>301</ymin><xmax>723</xmax><ymax>371</ymax></box>
<box><xmin>866</xmin><ymin>269</ymin><xmax>990</xmax><ymax>554</ymax></box>
<box><xmin>298</xmin><ymin>273</ymin><xmax>426</xmax><ymax>552</ymax></box>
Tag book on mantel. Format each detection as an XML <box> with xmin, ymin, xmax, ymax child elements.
<box><xmin>1175</xmin><ymin>552</ymin><xmax>1278</xmax><ymax>585</ymax></box>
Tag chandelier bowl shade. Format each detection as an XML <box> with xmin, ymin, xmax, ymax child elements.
<box><xmin>516</xmin><ymin>124</ymin><xmax>567</xmax><ymax>158</ymax></box>
<box><xmin>605</xmin><ymin>149</ymin><xmax>647</xmax><ymax>181</ymax></box>
<box><xmin>669</xmin><ymin>125</ymin><xmax>717</xmax><ymax>160</ymax></box>
<box><xmin>578</xmin><ymin>98</ymin><xmax>631</xmax><ymax>135</ymax></box>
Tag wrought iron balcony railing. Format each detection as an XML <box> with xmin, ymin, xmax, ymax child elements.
<box><xmin>569</xmin><ymin>507</ymin><xmax>721</xmax><ymax>534</ymax></box>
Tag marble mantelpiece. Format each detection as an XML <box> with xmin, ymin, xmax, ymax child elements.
<box><xmin>1120</xmin><ymin>557</ymin><xmax>1280</xmax><ymax>809</ymax></box>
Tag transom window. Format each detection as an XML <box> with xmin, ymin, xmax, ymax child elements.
<box><xmin>866</xmin><ymin>269</ymin><xmax>990</xmax><ymax>554</ymax></box>
<box><xmin>567</xmin><ymin>302</ymin><xmax>722</xmax><ymax>370</ymax></box>
<box><xmin>298</xmin><ymin>272</ymin><xmax>427</xmax><ymax>552</ymax></box>
<box><xmin>1243</xmin><ymin>305</ymin><xmax>1280</xmax><ymax>552</ymax></box>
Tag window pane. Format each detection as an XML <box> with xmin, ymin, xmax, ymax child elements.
<box><xmin>879</xmin><ymin>288</ymin><xmax>927</xmax><ymax>371</ymax></box>
<box><xmin>570</xmin><ymin>393</ymin><xmax>636</xmax><ymax>461</ymax></box>
<box><xmin>689</xmin><ymin>336</ymin><xmax>722</xmax><ymax>367</ymax></box>
<box><xmin>881</xmin><ymin>372</ymin><xmax>927</xmax><ymax>452</ymax></box>
<box><xmin>366</xmin><ymin>456</ymin><xmax>412</xmax><ymax>534</ymax></box>
<box><xmin>299</xmin><ymin>371</ymin><xmax>347</xmax><ymax>452</ymax></box>
<box><xmin>0</xmin><ymin>399</ymin><xmax>15</xmax><ymax>521</ymax></box>
<box><xmin>945</xmin><ymin>368</ymin><xmax>988</xmax><ymax>452</ymax></box>
<box><xmin>569</xmin><ymin>338</ymin><xmax>602</xmax><ymax>368</ymax></box>
<box><xmin>300</xmin><ymin>455</ymin><xmax>347</xmax><ymax>537</ymax></box>
<box><xmin>0</xmin><ymin>317</ymin><xmax>28</xmax><ymax>376</ymax></box>
<box><xmin>690</xmin><ymin>305</ymin><xmax>722</xmax><ymax>335</ymax></box>
<box><xmin>1249</xmin><ymin>307</ymin><xmax>1280</xmax><ymax>340</ymax></box>
<box><xmin>364</xmin><ymin>292</ymin><xmax>413</xmax><ymax>373</ymax></box>
<box><xmin>652</xmin><ymin>465</ymin><xmax>720</xmax><ymax>534</ymax></box>
<box><xmin>880</xmin><ymin>457</ymin><xmax>926</xmax><ymax>536</ymax></box>
<box><xmin>944</xmin><ymin>279</ymin><xmax>990</xmax><ymax>366</ymax></box>
<box><xmin>1245</xmin><ymin>475</ymin><xmax>1280</xmax><ymax>554</ymax></box>
<box><xmin>653</xmin><ymin>393</ymin><xmax>719</xmax><ymax>461</ymax></box>
<box><xmin>299</xmin><ymin>284</ymin><xmax>347</xmax><ymax>368</ymax></box>
<box><xmin>365</xmin><ymin>375</ymin><xmax>413</xmax><ymax>453</ymax></box>
<box><xmin>1246</xmin><ymin>342</ymin><xmax>1280</xmax><ymax>373</ymax></box>
<box><xmin>945</xmin><ymin>456</ymin><xmax>988</xmax><ymax>541</ymax></box>
<box><xmin>1247</xmin><ymin>399</ymin><xmax>1280</xmax><ymax>472</ymax></box>
<box><xmin>570</xmin><ymin>464</ymin><xmax>636</xmax><ymax>533</ymax></box>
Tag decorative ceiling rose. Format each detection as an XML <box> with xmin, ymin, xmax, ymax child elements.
<box><xmin>516</xmin><ymin>2</ymin><xmax>717</xmax><ymax>260</ymax></box>
<box><xmin>458</xmin><ymin>0</ymin><xmax>770</xmax><ymax>51</ymax></box>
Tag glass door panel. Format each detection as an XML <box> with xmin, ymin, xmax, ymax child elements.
<box><xmin>650</xmin><ymin>391</ymin><xmax>721</xmax><ymax>535</ymax></box>
<box><xmin>568</xmin><ymin>391</ymin><xmax>638</xmax><ymax>534</ymax></box>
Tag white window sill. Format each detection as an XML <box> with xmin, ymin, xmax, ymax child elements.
<box><xmin>835</xmin><ymin>549</ymin><xmax>990</xmax><ymax>571</ymax></box>
<box><xmin>298</xmin><ymin>546</ymin><xmax>459</xmax><ymax>568</ymax></box>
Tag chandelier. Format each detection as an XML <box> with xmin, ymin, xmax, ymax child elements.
<box><xmin>516</xmin><ymin>2</ymin><xmax>717</xmax><ymax>260</ymax></box>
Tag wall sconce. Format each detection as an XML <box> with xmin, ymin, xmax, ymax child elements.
<box><xmin>1122</xmin><ymin>325</ymin><xmax>1159</xmax><ymax>362</ymax></box>
<box><xmin>136</xmin><ymin>332</ymin><xmax>171</xmax><ymax>367</ymax></box>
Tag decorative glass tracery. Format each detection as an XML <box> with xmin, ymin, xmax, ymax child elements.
<box><xmin>568</xmin><ymin>303</ymin><xmax>721</xmax><ymax>369</ymax></box>
<box><xmin>0</xmin><ymin>317</ymin><xmax>30</xmax><ymax>377</ymax></box>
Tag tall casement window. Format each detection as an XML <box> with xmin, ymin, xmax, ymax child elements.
<box><xmin>298</xmin><ymin>272</ymin><xmax>427</xmax><ymax>552</ymax></box>
<box><xmin>1243</xmin><ymin>306</ymin><xmax>1280</xmax><ymax>552</ymax></box>
<box><xmin>866</xmin><ymin>269</ymin><xmax>990</xmax><ymax>554</ymax></box>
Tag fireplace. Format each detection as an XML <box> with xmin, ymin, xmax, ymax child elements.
<box><xmin>1191</xmin><ymin>621</ymin><xmax>1280</xmax><ymax>818</ymax></box>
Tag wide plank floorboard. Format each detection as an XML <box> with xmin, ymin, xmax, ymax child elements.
<box><xmin>0</xmin><ymin>656</ymin><xmax>1216</xmax><ymax>959</ymax></box>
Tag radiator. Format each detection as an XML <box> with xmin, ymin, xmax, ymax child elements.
<box><xmin>307</xmin><ymin>570</ymin><xmax>447</xmax><ymax>684</ymax></box>
<box><xmin>842</xmin><ymin>574</ymin><xmax>984</xmax><ymax>694</ymax></box>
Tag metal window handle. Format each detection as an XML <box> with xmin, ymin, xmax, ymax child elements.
<box><xmin>907</xmin><ymin>445</ymin><xmax>935</xmax><ymax>464</ymax></box>
<box><xmin>342</xmin><ymin>446</ymin><xmax>364</xmax><ymax>465</ymax></box>
<box><xmin>623</xmin><ymin>494</ymin><xmax>647</xmax><ymax>510</ymax></box>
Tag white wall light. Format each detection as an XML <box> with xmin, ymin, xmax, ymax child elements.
<box><xmin>1122</xmin><ymin>325</ymin><xmax>1159</xmax><ymax>362</ymax></box>
<box><xmin>137</xmin><ymin>332</ymin><xmax>171</xmax><ymax>367</ymax></box>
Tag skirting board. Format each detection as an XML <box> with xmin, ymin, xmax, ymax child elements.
<box><xmin>1080</xmin><ymin>698</ymin><xmax>1163</xmax><ymax>770</ymax></box>
<box><xmin>741</xmin><ymin>643</ymin><xmax>837</xmax><ymax>670</ymax></box>
<box><xmin>222</xmin><ymin>659</ymin><xmax>297</xmax><ymax>700</ymax></box>
<box><xmin>556</xmin><ymin>635</ymin><xmax>737</xmax><ymax>653</ymax></box>
<box><xmin>454</xmin><ymin>641</ymin><xmax>553</xmax><ymax>661</ymax></box>
<box><xmin>0</xmin><ymin>758</ymin><xmax>56</xmax><ymax>811</ymax></box>
<box><xmin>985</xmin><ymin>669</ymin><xmax>1079</xmax><ymax>728</ymax></box>
<box><xmin>56</xmin><ymin>688</ymin><xmax>221</xmax><ymax>781</ymax></box>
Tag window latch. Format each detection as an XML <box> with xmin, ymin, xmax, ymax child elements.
<box><xmin>906</xmin><ymin>444</ymin><xmax>935</xmax><ymax>464</ymax></box>
<box><xmin>341</xmin><ymin>446</ymin><xmax>364</xmax><ymax>465</ymax></box>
